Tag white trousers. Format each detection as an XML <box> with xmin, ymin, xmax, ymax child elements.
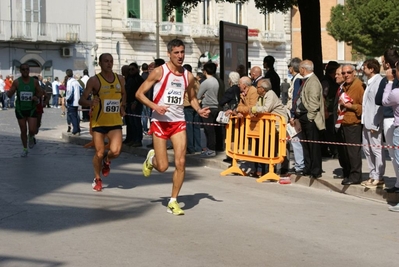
<box><xmin>363</xmin><ymin>127</ymin><xmax>385</xmax><ymax>180</ymax></box>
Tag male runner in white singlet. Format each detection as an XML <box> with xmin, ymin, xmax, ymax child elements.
<box><xmin>136</xmin><ymin>39</ymin><xmax>210</xmax><ymax>215</ymax></box>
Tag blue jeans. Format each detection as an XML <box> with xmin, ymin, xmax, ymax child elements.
<box><xmin>9</xmin><ymin>93</ymin><xmax>15</xmax><ymax>108</ymax></box>
<box><xmin>52</xmin><ymin>94</ymin><xmax>59</xmax><ymax>107</ymax></box>
<box><xmin>291</xmin><ymin>131</ymin><xmax>305</xmax><ymax>171</ymax></box>
<box><xmin>67</xmin><ymin>106</ymin><xmax>80</xmax><ymax>134</ymax></box>
<box><xmin>184</xmin><ymin>107</ymin><xmax>202</xmax><ymax>153</ymax></box>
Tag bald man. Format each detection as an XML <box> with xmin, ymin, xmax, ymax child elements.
<box><xmin>250</xmin><ymin>66</ymin><xmax>263</xmax><ymax>87</ymax></box>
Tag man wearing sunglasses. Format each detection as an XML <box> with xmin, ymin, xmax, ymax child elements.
<box><xmin>336</xmin><ymin>65</ymin><xmax>364</xmax><ymax>185</ymax></box>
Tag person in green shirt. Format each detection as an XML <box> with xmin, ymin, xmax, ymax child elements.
<box><xmin>7</xmin><ymin>63</ymin><xmax>42</xmax><ymax>157</ymax></box>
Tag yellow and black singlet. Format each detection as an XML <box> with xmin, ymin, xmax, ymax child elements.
<box><xmin>91</xmin><ymin>73</ymin><xmax>123</xmax><ymax>128</ymax></box>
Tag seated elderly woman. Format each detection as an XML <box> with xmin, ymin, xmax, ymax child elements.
<box><xmin>249</xmin><ymin>78</ymin><xmax>289</xmax><ymax>177</ymax></box>
<box><xmin>225</xmin><ymin>76</ymin><xmax>258</xmax><ymax>117</ymax></box>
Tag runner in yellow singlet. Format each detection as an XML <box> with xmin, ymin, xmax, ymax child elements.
<box><xmin>79</xmin><ymin>53</ymin><xmax>126</xmax><ymax>192</ymax></box>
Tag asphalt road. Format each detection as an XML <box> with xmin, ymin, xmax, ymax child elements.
<box><xmin>0</xmin><ymin>108</ymin><xmax>398</xmax><ymax>267</ymax></box>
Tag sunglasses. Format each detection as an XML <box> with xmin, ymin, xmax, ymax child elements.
<box><xmin>341</xmin><ymin>71</ymin><xmax>353</xmax><ymax>75</ymax></box>
<box><xmin>20</xmin><ymin>68</ymin><xmax>29</xmax><ymax>71</ymax></box>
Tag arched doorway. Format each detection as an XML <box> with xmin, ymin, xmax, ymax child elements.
<box><xmin>24</xmin><ymin>60</ymin><xmax>42</xmax><ymax>77</ymax></box>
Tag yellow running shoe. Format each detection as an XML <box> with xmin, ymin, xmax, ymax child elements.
<box><xmin>167</xmin><ymin>200</ymin><xmax>185</xmax><ymax>215</ymax></box>
<box><xmin>142</xmin><ymin>149</ymin><xmax>155</xmax><ymax>177</ymax></box>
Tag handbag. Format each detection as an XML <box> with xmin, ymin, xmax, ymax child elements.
<box><xmin>216</xmin><ymin>110</ymin><xmax>230</xmax><ymax>124</ymax></box>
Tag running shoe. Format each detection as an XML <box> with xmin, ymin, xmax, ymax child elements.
<box><xmin>28</xmin><ymin>135</ymin><xmax>35</xmax><ymax>149</ymax></box>
<box><xmin>142</xmin><ymin>149</ymin><xmax>155</xmax><ymax>177</ymax></box>
<box><xmin>20</xmin><ymin>149</ymin><xmax>28</xmax><ymax>157</ymax></box>
<box><xmin>167</xmin><ymin>201</ymin><xmax>185</xmax><ymax>215</ymax></box>
<box><xmin>101</xmin><ymin>152</ymin><xmax>111</xmax><ymax>177</ymax></box>
<box><xmin>92</xmin><ymin>178</ymin><xmax>103</xmax><ymax>192</ymax></box>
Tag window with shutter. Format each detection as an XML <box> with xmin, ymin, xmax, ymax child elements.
<box><xmin>176</xmin><ymin>7</ymin><xmax>183</xmax><ymax>23</ymax></box>
<box><xmin>162</xmin><ymin>0</ymin><xmax>183</xmax><ymax>22</ymax></box>
<box><xmin>24</xmin><ymin>0</ymin><xmax>40</xmax><ymax>22</ymax></box>
<box><xmin>127</xmin><ymin>0</ymin><xmax>140</xmax><ymax>18</ymax></box>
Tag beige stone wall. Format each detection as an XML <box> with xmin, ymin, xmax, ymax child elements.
<box><xmin>291</xmin><ymin>0</ymin><xmax>354</xmax><ymax>63</ymax></box>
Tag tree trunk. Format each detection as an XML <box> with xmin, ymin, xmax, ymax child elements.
<box><xmin>298</xmin><ymin>0</ymin><xmax>323</xmax><ymax>79</ymax></box>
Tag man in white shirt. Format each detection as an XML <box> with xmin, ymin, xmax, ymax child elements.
<box><xmin>52</xmin><ymin>77</ymin><xmax>61</xmax><ymax>108</ymax></box>
<box><xmin>0</xmin><ymin>74</ymin><xmax>5</xmax><ymax>110</ymax></box>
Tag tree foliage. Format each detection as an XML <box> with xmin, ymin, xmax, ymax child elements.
<box><xmin>164</xmin><ymin>0</ymin><xmax>297</xmax><ymax>16</ymax></box>
<box><xmin>165</xmin><ymin>0</ymin><xmax>323</xmax><ymax>78</ymax></box>
<box><xmin>327</xmin><ymin>0</ymin><xmax>399</xmax><ymax>57</ymax></box>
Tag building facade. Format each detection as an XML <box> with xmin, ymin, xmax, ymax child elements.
<box><xmin>0</xmin><ymin>0</ymin><xmax>291</xmax><ymax>81</ymax></box>
<box><xmin>96</xmin><ymin>0</ymin><xmax>292</xmax><ymax>80</ymax></box>
<box><xmin>0</xmin><ymin>0</ymin><xmax>96</xmax><ymax>79</ymax></box>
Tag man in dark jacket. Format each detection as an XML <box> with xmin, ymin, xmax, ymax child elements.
<box><xmin>125</xmin><ymin>62</ymin><xmax>145</xmax><ymax>147</ymax></box>
<box><xmin>263</xmin><ymin>55</ymin><xmax>281</xmax><ymax>98</ymax></box>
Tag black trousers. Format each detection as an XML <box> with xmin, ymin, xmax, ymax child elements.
<box><xmin>336</xmin><ymin>124</ymin><xmax>362</xmax><ymax>182</ymax></box>
<box><xmin>202</xmin><ymin>108</ymin><xmax>224</xmax><ymax>151</ymax></box>
<box><xmin>299</xmin><ymin>114</ymin><xmax>322</xmax><ymax>176</ymax></box>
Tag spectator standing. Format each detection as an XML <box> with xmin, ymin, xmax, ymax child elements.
<box><xmin>376</xmin><ymin>49</ymin><xmax>399</xmax><ymax>194</ymax></box>
<box><xmin>280</xmin><ymin>78</ymin><xmax>290</xmax><ymax>105</ymax></box>
<box><xmin>336</xmin><ymin>65</ymin><xmax>364</xmax><ymax>185</ymax></box>
<box><xmin>360</xmin><ymin>59</ymin><xmax>385</xmax><ymax>188</ymax></box>
<box><xmin>263</xmin><ymin>55</ymin><xmax>281</xmax><ymax>98</ymax></box>
<box><xmin>5</xmin><ymin>75</ymin><xmax>14</xmax><ymax>108</ymax></box>
<box><xmin>287</xmin><ymin>57</ymin><xmax>305</xmax><ymax>175</ymax></box>
<box><xmin>321</xmin><ymin>61</ymin><xmax>340</xmax><ymax>158</ymax></box>
<box><xmin>59</xmin><ymin>76</ymin><xmax>67</xmax><ymax>118</ymax></box>
<box><xmin>292</xmin><ymin>60</ymin><xmax>325</xmax><ymax>179</ymax></box>
<box><xmin>382</xmin><ymin>63</ymin><xmax>399</xmax><ymax>212</ymax></box>
<box><xmin>44</xmin><ymin>77</ymin><xmax>52</xmax><ymax>108</ymax></box>
<box><xmin>121</xmin><ymin>65</ymin><xmax>132</xmax><ymax>145</ymax></box>
<box><xmin>0</xmin><ymin>75</ymin><xmax>5</xmax><ymax>110</ymax></box>
<box><xmin>219</xmin><ymin>71</ymin><xmax>241</xmax><ymax>163</ymax></box>
<box><xmin>197</xmin><ymin>62</ymin><xmax>222</xmax><ymax>158</ymax></box>
<box><xmin>183</xmin><ymin>64</ymin><xmax>202</xmax><ymax>154</ymax></box>
<box><xmin>140</xmin><ymin>63</ymin><xmax>150</xmax><ymax>134</ymax></box>
<box><xmin>236</xmin><ymin>64</ymin><xmax>247</xmax><ymax>78</ymax></box>
<box><xmin>51</xmin><ymin>77</ymin><xmax>60</xmax><ymax>108</ymax></box>
<box><xmin>126</xmin><ymin>62</ymin><xmax>145</xmax><ymax>147</ymax></box>
<box><xmin>65</xmin><ymin>69</ymin><xmax>82</xmax><ymax>136</ymax></box>
<box><xmin>80</xmin><ymin>69</ymin><xmax>91</xmax><ymax>122</ymax></box>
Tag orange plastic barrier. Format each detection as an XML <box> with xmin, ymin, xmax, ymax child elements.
<box><xmin>220</xmin><ymin>113</ymin><xmax>286</xmax><ymax>183</ymax></box>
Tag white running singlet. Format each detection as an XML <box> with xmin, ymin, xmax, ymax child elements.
<box><xmin>151</xmin><ymin>64</ymin><xmax>188</xmax><ymax>122</ymax></box>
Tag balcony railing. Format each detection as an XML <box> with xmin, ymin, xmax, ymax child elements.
<box><xmin>122</xmin><ymin>18</ymin><xmax>156</xmax><ymax>34</ymax></box>
<box><xmin>258</xmin><ymin>31</ymin><xmax>286</xmax><ymax>43</ymax></box>
<box><xmin>119</xmin><ymin>19</ymin><xmax>286</xmax><ymax>43</ymax></box>
<box><xmin>191</xmin><ymin>24</ymin><xmax>219</xmax><ymax>39</ymax></box>
<box><xmin>0</xmin><ymin>20</ymin><xmax>80</xmax><ymax>43</ymax></box>
<box><xmin>159</xmin><ymin>22</ymin><xmax>191</xmax><ymax>36</ymax></box>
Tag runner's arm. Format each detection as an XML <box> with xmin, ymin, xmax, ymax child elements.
<box><xmin>7</xmin><ymin>80</ymin><xmax>18</xmax><ymax>98</ymax></box>
<box><xmin>135</xmin><ymin>67</ymin><xmax>162</xmax><ymax>111</ymax></box>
